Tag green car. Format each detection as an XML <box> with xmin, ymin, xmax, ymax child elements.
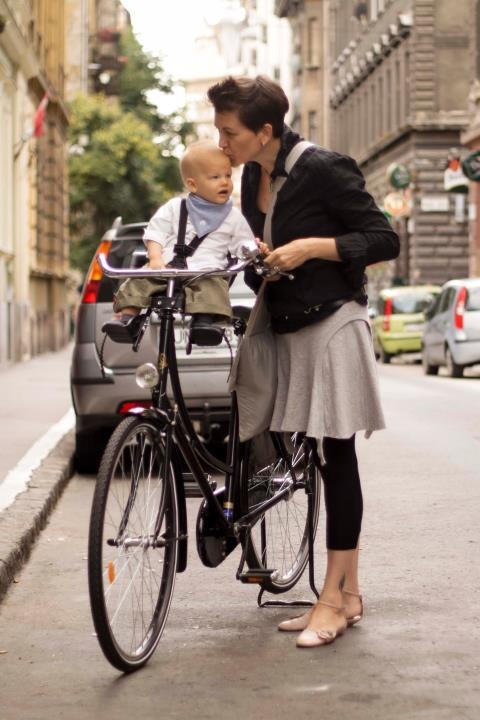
<box><xmin>372</xmin><ymin>285</ymin><xmax>441</xmax><ymax>363</ymax></box>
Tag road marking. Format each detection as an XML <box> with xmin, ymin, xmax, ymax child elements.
<box><xmin>0</xmin><ymin>408</ymin><xmax>75</xmax><ymax>513</ymax></box>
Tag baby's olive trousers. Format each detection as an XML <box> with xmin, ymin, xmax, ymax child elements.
<box><xmin>114</xmin><ymin>275</ymin><xmax>232</xmax><ymax>317</ymax></box>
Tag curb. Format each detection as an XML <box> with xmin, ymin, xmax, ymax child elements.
<box><xmin>0</xmin><ymin>429</ymin><xmax>75</xmax><ymax>602</ymax></box>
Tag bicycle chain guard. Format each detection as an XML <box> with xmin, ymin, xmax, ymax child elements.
<box><xmin>196</xmin><ymin>486</ymin><xmax>239</xmax><ymax>568</ymax></box>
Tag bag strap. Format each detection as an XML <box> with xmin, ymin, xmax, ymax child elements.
<box><xmin>263</xmin><ymin>141</ymin><xmax>313</xmax><ymax>249</ymax></box>
<box><xmin>243</xmin><ymin>141</ymin><xmax>314</xmax><ymax>339</ymax></box>
<box><xmin>168</xmin><ymin>198</ymin><xmax>209</xmax><ymax>269</ymax></box>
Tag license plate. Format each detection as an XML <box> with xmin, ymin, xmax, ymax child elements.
<box><xmin>173</xmin><ymin>325</ymin><xmax>237</xmax><ymax>348</ymax></box>
<box><xmin>405</xmin><ymin>323</ymin><xmax>424</xmax><ymax>332</ymax></box>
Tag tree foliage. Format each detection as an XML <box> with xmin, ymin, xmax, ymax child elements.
<box><xmin>69</xmin><ymin>27</ymin><xmax>193</xmax><ymax>273</ymax></box>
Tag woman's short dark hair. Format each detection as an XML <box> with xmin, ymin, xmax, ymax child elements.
<box><xmin>207</xmin><ymin>76</ymin><xmax>289</xmax><ymax>138</ymax></box>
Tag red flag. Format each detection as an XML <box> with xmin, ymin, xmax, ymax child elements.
<box><xmin>33</xmin><ymin>92</ymin><xmax>49</xmax><ymax>138</ymax></box>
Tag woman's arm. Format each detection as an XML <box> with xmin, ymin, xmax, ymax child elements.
<box><xmin>319</xmin><ymin>152</ymin><xmax>400</xmax><ymax>265</ymax></box>
<box><xmin>265</xmin><ymin>151</ymin><xmax>399</xmax><ymax>274</ymax></box>
<box><xmin>264</xmin><ymin>236</ymin><xmax>340</xmax><ymax>271</ymax></box>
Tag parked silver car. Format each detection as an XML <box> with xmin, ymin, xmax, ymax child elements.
<box><xmin>70</xmin><ymin>218</ymin><xmax>255</xmax><ymax>472</ymax></box>
<box><xmin>421</xmin><ymin>278</ymin><xmax>480</xmax><ymax>377</ymax></box>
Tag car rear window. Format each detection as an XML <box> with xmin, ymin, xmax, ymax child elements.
<box><xmin>97</xmin><ymin>237</ymin><xmax>145</xmax><ymax>302</ymax></box>
<box><xmin>467</xmin><ymin>287</ymin><xmax>480</xmax><ymax>311</ymax></box>
<box><xmin>389</xmin><ymin>291</ymin><xmax>438</xmax><ymax>314</ymax></box>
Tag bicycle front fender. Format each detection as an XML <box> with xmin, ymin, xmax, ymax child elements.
<box><xmin>126</xmin><ymin>408</ymin><xmax>188</xmax><ymax>573</ymax></box>
<box><xmin>171</xmin><ymin>444</ymin><xmax>188</xmax><ymax>573</ymax></box>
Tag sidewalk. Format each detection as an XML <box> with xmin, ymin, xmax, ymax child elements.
<box><xmin>0</xmin><ymin>344</ymin><xmax>75</xmax><ymax>599</ymax></box>
<box><xmin>0</xmin><ymin>343</ymin><xmax>73</xmax><ymax>487</ymax></box>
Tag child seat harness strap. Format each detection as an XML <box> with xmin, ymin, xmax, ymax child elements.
<box><xmin>168</xmin><ymin>199</ymin><xmax>209</xmax><ymax>269</ymax></box>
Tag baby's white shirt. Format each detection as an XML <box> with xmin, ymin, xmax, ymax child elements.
<box><xmin>143</xmin><ymin>197</ymin><xmax>255</xmax><ymax>270</ymax></box>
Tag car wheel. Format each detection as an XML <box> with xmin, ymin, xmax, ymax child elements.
<box><xmin>421</xmin><ymin>348</ymin><xmax>439</xmax><ymax>376</ymax></box>
<box><xmin>380</xmin><ymin>345</ymin><xmax>392</xmax><ymax>364</ymax></box>
<box><xmin>74</xmin><ymin>429</ymin><xmax>110</xmax><ymax>474</ymax></box>
<box><xmin>445</xmin><ymin>347</ymin><xmax>463</xmax><ymax>378</ymax></box>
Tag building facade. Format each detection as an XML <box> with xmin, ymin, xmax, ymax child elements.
<box><xmin>0</xmin><ymin>0</ymin><xmax>70</xmax><ymax>365</ymax></box>
<box><xmin>329</xmin><ymin>0</ymin><xmax>472</xmax><ymax>287</ymax></box>
<box><xmin>460</xmin><ymin>0</ymin><xmax>480</xmax><ymax>278</ymax></box>
<box><xmin>275</xmin><ymin>0</ymin><xmax>329</xmax><ymax>143</ymax></box>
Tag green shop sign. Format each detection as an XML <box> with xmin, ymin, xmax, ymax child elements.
<box><xmin>387</xmin><ymin>163</ymin><xmax>411</xmax><ymax>189</ymax></box>
<box><xmin>462</xmin><ymin>151</ymin><xmax>480</xmax><ymax>182</ymax></box>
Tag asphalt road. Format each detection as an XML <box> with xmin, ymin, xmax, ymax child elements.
<box><xmin>1</xmin><ymin>361</ymin><xmax>479</xmax><ymax>720</ymax></box>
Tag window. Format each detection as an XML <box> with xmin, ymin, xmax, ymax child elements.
<box><xmin>439</xmin><ymin>288</ymin><xmax>456</xmax><ymax>313</ymax></box>
<box><xmin>364</xmin><ymin>90</ymin><xmax>369</xmax><ymax>148</ymax></box>
<box><xmin>466</xmin><ymin>287</ymin><xmax>480</xmax><ymax>311</ymax></box>
<box><xmin>251</xmin><ymin>48</ymin><xmax>257</xmax><ymax>66</ymax></box>
<box><xmin>395</xmin><ymin>58</ymin><xmax>401</xmax><ymax>127</ymax></box>
<box><xmin>308</xmin><ymin>110</ymin><xmax>318</xmax><ymax>143</ymax></box>
<box><xmin>386</xmin><ymin>67</ymin><xmax>392</xmax><ymax>132</ymax></box>
<box><xmin>390</xmin><ymin>291</ymin><xmax>440</xmax><ymax>314</ymax></box>
<box><xmin>378</xmin><ymin>75</ymin><xmax>384</xmax><ymax>136</ymax></box>
<box><xmin>405</xmin><ymin>51</ymin><xmax>410</xmax><ymax>119</ymax></box>
<box><xmin>261</xmin><ymin>24</ymin><xmax>268</xmax><ymax>44</ymax></box>
<box><xmin>273</xmin><ymin>66</ymin><xmax>281</xmax><ymax>81</ymax></box>
<box><xmin>371</xmin><ymin>83</ymin><xmax>376</xmax><ymax>143</ymax></box>
<box><xmin>307</xmin><ymin>17</ymin><xmax>319</xmax><ymax>66</ymax></box>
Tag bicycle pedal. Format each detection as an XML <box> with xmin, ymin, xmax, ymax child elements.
<box><xmin>238</xmin><ymin>569</ymin><xmax>275</xmax><ymax>584</ymax></box>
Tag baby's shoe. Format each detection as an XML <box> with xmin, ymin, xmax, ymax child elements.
<box><xmin>102</xmin><ymin>313</ymin><xmax>144</xmax><ymax>343</ymax></box>
<box><xmin>189</xmin><ymin>314</ymin><xmax>229</xmax><ymax>347</ymax></box>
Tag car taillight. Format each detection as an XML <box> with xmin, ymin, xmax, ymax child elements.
<box><xmin>81</xmin><ymin>239</ymin><xmax>112</xmax><ymax>303</ymax></box>
<box><xmin>454</xmin><ymin>287</ymin><xmax>467</xmax><ymax>330</ymax></box>
<box><xmin>382</xmin><ymin>297</ymin><xmax>392</xmax><ymax>332</ymax></box>
<box><xmin>118</xmin><ymin>401</ymin><xmax>153</xmax><ymax>414</ymax></box>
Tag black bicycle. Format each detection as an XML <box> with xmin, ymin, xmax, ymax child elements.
<box><xmin>88</xmin><ymin>245</ymin><xmax>321</xmax><ymax>672</ymax></box>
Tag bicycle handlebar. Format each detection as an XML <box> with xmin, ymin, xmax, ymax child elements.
<box><xmin>97</xmin><ymin>253</ymin><xmax>252</xmax><ymax>280</ymax></box>
<box><xmin>97</xmin><ymin>238</ymin><xmax>294</xmax><ymax>281</ymax></box>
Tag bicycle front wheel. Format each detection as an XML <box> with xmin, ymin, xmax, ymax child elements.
<box><xmin>88</xmin><ymin>416</ymin><xmax>179</xmax><ymax>672</ymax></box>
<box><xmin>239</xmin><ymin>432</ymin><xmax>320</xmax><ymax>594</ymax></box>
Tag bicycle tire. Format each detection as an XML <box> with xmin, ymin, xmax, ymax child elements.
<box><xmin>239</xmin><ymin>432</ymin><xmax>320</xmax><ymax>594</ymax></box>
<box><xmin>88</xmin><ymin>415</ymin><xmax>179</xmax><ymax>672</ymax></box>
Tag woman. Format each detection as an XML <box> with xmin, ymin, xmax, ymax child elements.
<box><xmin>207</xmin><ymin>76</ymin><xmax>399</xmax><ymax>648</ymax></box>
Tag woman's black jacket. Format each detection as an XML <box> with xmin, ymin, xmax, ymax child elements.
<box><xmin>241</xmin><ymin>127</ymin><xmax>400</xmax><ymax>318</ymax></box>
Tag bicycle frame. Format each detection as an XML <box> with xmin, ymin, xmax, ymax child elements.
<box><xmin>98</xmin><ymin>255</ymin><xmax>312</xmax><ymax>564</ymax></box>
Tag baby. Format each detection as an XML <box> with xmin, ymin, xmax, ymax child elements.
<box><xmin>103</xmin><ymin>140</ymin><xmax>255</xmax><ymax>344</ymax></box>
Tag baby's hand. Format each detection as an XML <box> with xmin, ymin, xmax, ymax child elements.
<box><xmin>256</xmin><ymin>240</ymin><xmax>270</xmax><ymax>257</ymax></box>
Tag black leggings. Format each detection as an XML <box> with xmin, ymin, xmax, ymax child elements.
<box><xmin>319</xmin><ymin>435</ymin><xmax>363</xmax><ymax>551</ymax></box>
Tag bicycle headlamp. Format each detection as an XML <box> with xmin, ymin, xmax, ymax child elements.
<box><xmin>135</xmin><ymin>363</ymin><xmax>159</xmax><ymax>389</ymax></box>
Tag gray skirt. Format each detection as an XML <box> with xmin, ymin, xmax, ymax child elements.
<box><xmin>269</xmin><ymin>301</ymin><xmax>385</xmax><ymax>462</ymax></box>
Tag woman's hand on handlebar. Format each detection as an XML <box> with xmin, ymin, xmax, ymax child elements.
<box><xmin>263</xmin><ymin>239</ymin><xmax>312</xmax><ymax>273</ymax></box>
<box><xmin>255</xmin><ymin>240</ymin><xmax>282</xmax><ymax>281</ymax></box>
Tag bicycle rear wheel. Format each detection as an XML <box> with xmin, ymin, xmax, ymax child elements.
<box><xmin>88</xmin><ymin>415</ymin><xmax>179</xmax><ymax>672</ymax></box>
<box><xmin>239</xmin><ymin>432</ymin><xmax>320</xmax><ymax>594</ymax></box>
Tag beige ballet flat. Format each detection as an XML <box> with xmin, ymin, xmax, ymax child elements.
<box><xmin>296</xmin><ymin>600</ymin><xmax>347</xmax><ymax>649</ymax></box>
<box><xmin>343</xmin><ymin>588</ymin><xmax>364</xmax><ymax>627</ymax></box>
<box><xmin>278</xmin><ymin>589</ymin><xmax>363</xmax><ymax>632</ymax></box>
<box><xmin>277</xmin><ymin>608</ymin><xmax>312</xmax><ymax>632</ymax></box>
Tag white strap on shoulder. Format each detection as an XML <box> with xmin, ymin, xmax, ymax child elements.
<box><xmin>264</xmin><ymin>140</ymin><xmax>314</xmax><ymax>249</ymax></box>
<box><xmin>284</xmin><ymin>140</ymin><xmax>314</xmax><ymax>175</ymax></box>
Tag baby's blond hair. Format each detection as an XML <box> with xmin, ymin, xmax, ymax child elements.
<box><xmin>180</xmin><ymin>140</ymin><xmax>229</xmax><ymax>182</ymax></box>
